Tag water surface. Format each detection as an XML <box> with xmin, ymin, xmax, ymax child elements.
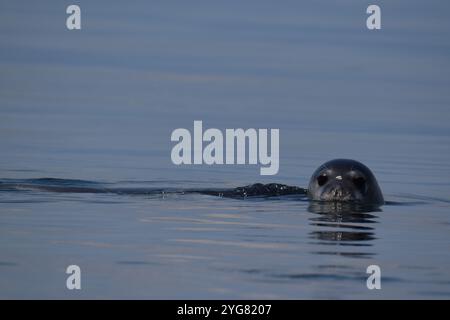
<box><xmin>0</xmin><ymin>0</ymin><xmax>449</xmax><ymax>299</ymax></box>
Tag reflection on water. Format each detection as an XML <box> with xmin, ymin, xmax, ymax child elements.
<box><xmin>308</xmin><ymin>202</ymin><xmax>381</xmax><ymax>257</ymax></box>
<box><xmin>1</xmin><ymin>179</ymin><xmax>450</xmax><ymax>298</ymax></box>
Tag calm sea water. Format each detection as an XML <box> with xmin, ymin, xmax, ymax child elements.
<box><xmin>0</xmin><ymin>0</ymin><xmax>449</xmax><ymax>299</ymax></box>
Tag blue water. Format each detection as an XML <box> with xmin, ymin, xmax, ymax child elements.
<box><xmin>0</xmin><ymin>0</ymin><xmax>449</xmax><ymax>299</ymax></box>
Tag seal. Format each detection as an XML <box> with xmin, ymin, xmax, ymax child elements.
<box><xmin>307</xmin><ymin>159</ymin><xmax>384</xmax><ymax>205</ymax></box>
<box><xmin>0</xmin><ymin>159</ymin><xmax>384</xmax><ymax>206</ymax></box>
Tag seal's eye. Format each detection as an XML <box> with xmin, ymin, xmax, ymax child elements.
<box><xmin>352</xmin><ymin>177</ymin><xmax>366</xmax><ymax>190</ymax></box>
<box><xmin>317</xmin><ymin>175</ymin><xmax>328</xmax><ymax>186</ymax></box>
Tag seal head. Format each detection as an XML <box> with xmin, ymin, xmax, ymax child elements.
<box><xmin>307</xmin><ymin>159</ymin><xmax>384</xmax><ymax>205</ymax></box>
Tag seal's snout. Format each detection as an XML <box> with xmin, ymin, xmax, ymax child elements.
<box><xmin>330</xmin><ymin>186</ymin><xmax>348</xmax><ymax>198</ymax></box>
<box><xmin>320</xmin><ymin>183</ymin><xmax>354</xmax><ymax>201</ymax></box>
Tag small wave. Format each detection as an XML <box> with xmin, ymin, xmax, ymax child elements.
<box><xmin>2</xmin><ymin>178</ymin><xmax>446</xmax><ymax>206</ymax></box>
<box><xmin>0</xmin><ymin>178</ymin><xmax>307</xmax><ymax>199</ymax></box>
